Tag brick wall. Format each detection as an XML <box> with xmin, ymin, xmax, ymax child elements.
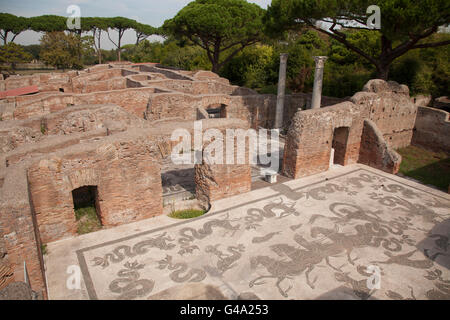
<box><xmin>412</xmin><ymin>106</ymin><xmax>450</xmax><ymax>153</ymax></box>
<box><xmin>359</xmin><ymin>119</ymin><xmax>401</xmax><ymax>174</ymax></box>
<box><xmin>0</xmin><ymin>166</ymin><xmax>47</xmax><ymax>297</ymax></box>
<box><xmin>282</xmin><ymin>102</ymin><xmax>362</xmax><ymax>178</ymax></box>
<box><xmin>282</xmin><ymin>80</ymin><xmax>416</xmax><ymax>179</ymax></box>
<box><xmin>27</xmin><ymin>137</ymin><xmax>163</xmax><ymax>243</ymax></box>
<box><xmin>194</xmin><ymin>120</ymin><xmax>252</xmax><ymax>203</ymax></box>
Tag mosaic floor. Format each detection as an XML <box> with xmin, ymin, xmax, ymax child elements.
<box><xmin>45</xmin><ymin>164</ymin><xmax>450</xmax><ymax>300</ymax></box>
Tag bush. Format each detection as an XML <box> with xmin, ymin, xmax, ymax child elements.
<box><xmin>75</xmin><ymin>206</ymin><xmax>102</xmax><ymax>234</ymax></box>
<box><xmin>169</xmin><ymin>209</ymin><xmax>206</xmax><ymax>219</ymax></box>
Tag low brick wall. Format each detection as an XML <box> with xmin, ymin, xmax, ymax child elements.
<box><xmin>412</xmin><ymin>106</ymin><xmax>450</xmax><ymax>153</ymax></box>
<box><xmin>359</xmin><ymin>120</ymin><xmax>401</xmax><ymax>174</ymax></box>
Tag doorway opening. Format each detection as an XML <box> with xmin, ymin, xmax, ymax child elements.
<box><xmin>331</xmin><ymin>127</ymin><xmax>350</xmax><ymax>166</ymax></box>
<box><xmin>71</xmin><ymin>185</ymin><xmax>102</xmax><ymax>234</ymax></box>
<box><xmin>206</xmin><ymin>104</ymin><xmax>227</xmax><ymax>118</ymax></box>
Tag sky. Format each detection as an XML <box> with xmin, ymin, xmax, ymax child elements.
<box><xmin>0</xmin><ymin>0</ymin><xmax>272</xmax><ymax>49</ymax></box>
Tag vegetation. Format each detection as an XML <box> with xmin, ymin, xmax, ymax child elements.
<box><xmin>0</xmin><ymin>42</ymin><xmax>32</xmax><ymax>70</ymax></box>
<box><xmin>0</xmin><ymin>13</ymin><xmax>29</xmax><ymax>44</ymax></box>
<box><xmin>74</xmin><ymin>206</ymin><xmax>102</xmax><ymax>235</ymax></box>
<box><xmin>40</xmin><ymin>32</ymin><xmax>94</xmax><ymax>69</ymax></box>
<box><xmin>81</xmin><ymin>17</ymin><xmax>109</xmax><ymax>64</ymax></box>
<box><xmin>169</xmin><ymin>209</ymin><xmax>206</xmax><ymax>219</ymax></box>
<box><xmin>0</xmin><ymin>12</ymin><xmax>158</xmax><ymax>63</ymax></box>
<box><xmin>106</xmin><ymin>17</ymin><xmax>138</xmax><ymax>61</ymax></box>
<box><xmin>0</xmin><ymin>2</ymin><xmax>448</xmax><ymax>98</ymax></box>
<box><xmin>265</xmin><ymin>0</ymin><xmax>450</xmax><ymax>80</ymax></box>
<box><xmin>397</xmin><ymin>145</ymin><xmax>450</xmax><ymax>191</ymax></box>
<box><xmin>163</xmin><ymin>0</ymin><xmax>265</xmax><ymax>73</ymax></box>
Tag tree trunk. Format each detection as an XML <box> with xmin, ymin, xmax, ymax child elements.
<box><xmin>211</xmin><ymin>62</ymin><xmax>220</xmax><ymax>74</ymax></box>
<box><xmin>117</xmin><ymin>31</ymin><xmax>122</xmax><ymax>61</ymax></box>
<box><xmin>375</xmin><ymin>65</ymin><xmax>390</xmax><ymax>80</ymax></box>
<box><xmin>76</xmin><ymin>30</ymin><xmax>82</xmax><ymax>64</ymax></box>
<box><xmin>376</xmin><ymin>36</ymin><xmax>392</xmax><ymax>80</ymax></box>
<box><xmin>97</xmin><ymin>30</ymin><xmax>102</xmax><ymax>64</ymax></box>
<box><xmin>210</xmin><ymin>41</ymin><xmax>222</xmax><ymax>74</ymax></box>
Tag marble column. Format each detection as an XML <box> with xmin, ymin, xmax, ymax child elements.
<box><xmin>274</xmin><ymin>53</ymin><xmax>288</xmax><ymax>129</ymax></box>
<box><xmin>311</xmin><ymin>56</ymin><xmax>328</xmax><ymax>109</ymax></box>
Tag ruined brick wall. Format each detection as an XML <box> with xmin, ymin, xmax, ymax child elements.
<box><xmin>27</xmin><ymin>135</ymin><xmax>163</xmax><ymax>243</ymax></box>
<box><xmin>0</xmin><ymin>126</ymin><xmax>43</xmax><ymax>153</ymax></box>
<box><xmin>412</xmin><ymin>106</ymin><xmax>450</xmax><ymax>153</ymax></box>
<box><xmin>0</xmin><ymin>265</ymin><xmax>14</xmax><ymax>291</ymax></box>
<box><xmin>146</xmin><ymin>80</ymin><xmax>244</xmax><ymax>96</ymax></box>
<box><xmin>282</xmin><ymin>102</ymin><xmax>362</xmax><ymax>178</ymax></box>
<box><xmin>9</xmin><ymin>87</ymin><xmax>167</xmax><ymax>120</ymax></box>
<box><xmin>41</xmin><ymin>104</ymin><xmax>147</xmax><ymax>135</ymax></box>
<box><xmin>137</xmin><ymin>65</ymin><xmax>192</xmax><ymax>80</ymax></box>
<box><xmin>282</xmin><ymin>80</ymin><xmax>416</xmax><ymax>179</ymax></box>
<box><xmin>1</xmin><ymin>63</ymin><xmax>300</xmax><ymax>300</ymax></box>
<box><xmin>12</xmin><ymin>93</ymin><xmax>75</xmax><ymax>119</ymax></box>
<box><xmin>359</xmin><ymin>119</ymin><xmax>401</xmax><ymax>174</ymax></box>
<box><xmin>0</xmin><ymin>227</ymin><xmax>14</xmax><ymax>291</ymax></box>
<box><xmin>0</xmin><ymin>166</ymin><xmax>47</xmax><ymax>297</ymax></box>
<box><xmin>5</xmin><ymin>130</ymin><xmax>108</xmax><ymax>167</ymax></box>
<box><xmin>194</xmin><ymin>119</ymin><xmax>252</xmax><ymax>203</ymax></box>
<box><xmin>351</xmin><ymin>80</ymin><xmax>417</xmax><ymax>149</ymax></box>
<box><xmin>147</xmin><ymin>93</ymin><xmax>203</xmax><ymax>121</ymax></box>
<box><xmin>225</xmin><ymin>93</ymin><xmax>345</xmax><ymax>131</ymax></box>
<box><xmin>195</xmin><ymin>161</ymin><xmax>251</xmax><ymax>203</ymax></box>
<box><xmin>1</xmin><ymin>73</ymin><xmax>73</xmax><ymax>92</ymax></box>
<box><xmin>1</xmin><ymin>104</ymin><xmax>147</xmax><ymax>153</ymax></box>
<box><xmin>146</xmin><ymin>93</ymin><xmax>239</xmax><ymax>122</ymax></box>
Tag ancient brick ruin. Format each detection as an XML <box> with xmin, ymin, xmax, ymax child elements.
<box><xmin>0</xmin><ymin>62</ymin><xmax>448</xmax><ymax>298</ymax></box>
<box><xmin>282</xmin><ymin>80</ymin><xmax>416</xmax><ymax>178</ymax></box>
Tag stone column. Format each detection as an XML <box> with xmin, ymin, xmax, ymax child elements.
<box><xmin>311</xmin><ymin>56</ymin><xmax>328</xmax><ymax>109</ymax></box>
<box><xmin>274</xmin><ymin>53</ymin><xmax>288</xmax><ymax>129</ymax></box>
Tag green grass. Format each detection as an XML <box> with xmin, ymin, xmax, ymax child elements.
<box><xmin>397</xmin><ymin>145</ymin><xmax>450</xmax><ymax>191</ymax></box>
<box><xmin>74</xmin><ymin>206</ymin><xmax>102</xmax><ymax>235</ymax></box>
<box><xmin>169</xmin><ymin>209</ymin><xmax>206</xmax><ymax>219</ymax></box>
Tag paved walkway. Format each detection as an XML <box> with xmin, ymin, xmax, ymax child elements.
<box><xmin>45</xmin><ymin>164</ymin><xmax>450</xmax><ymax>300</ymax></box>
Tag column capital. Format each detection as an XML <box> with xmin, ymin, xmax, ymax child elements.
<box><xmin>280</xmin><ymin>53</ymin><xmax>289</xmax><ymax>61</ymax></box>
<box><xmin>313</xmin><ymin>56</ymin><xmax>328</xmax><ymax>68</ymax></box>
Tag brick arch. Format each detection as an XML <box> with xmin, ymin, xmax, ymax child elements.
<box><xmin>67</xmin><ymin>168</ymin><xmax>101</xmax><ymax>191</ymax></box>
<box><xmin>201</xmin><ymin>95</ymin><xmax>230</xmax><ymax>109</ymax></box>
